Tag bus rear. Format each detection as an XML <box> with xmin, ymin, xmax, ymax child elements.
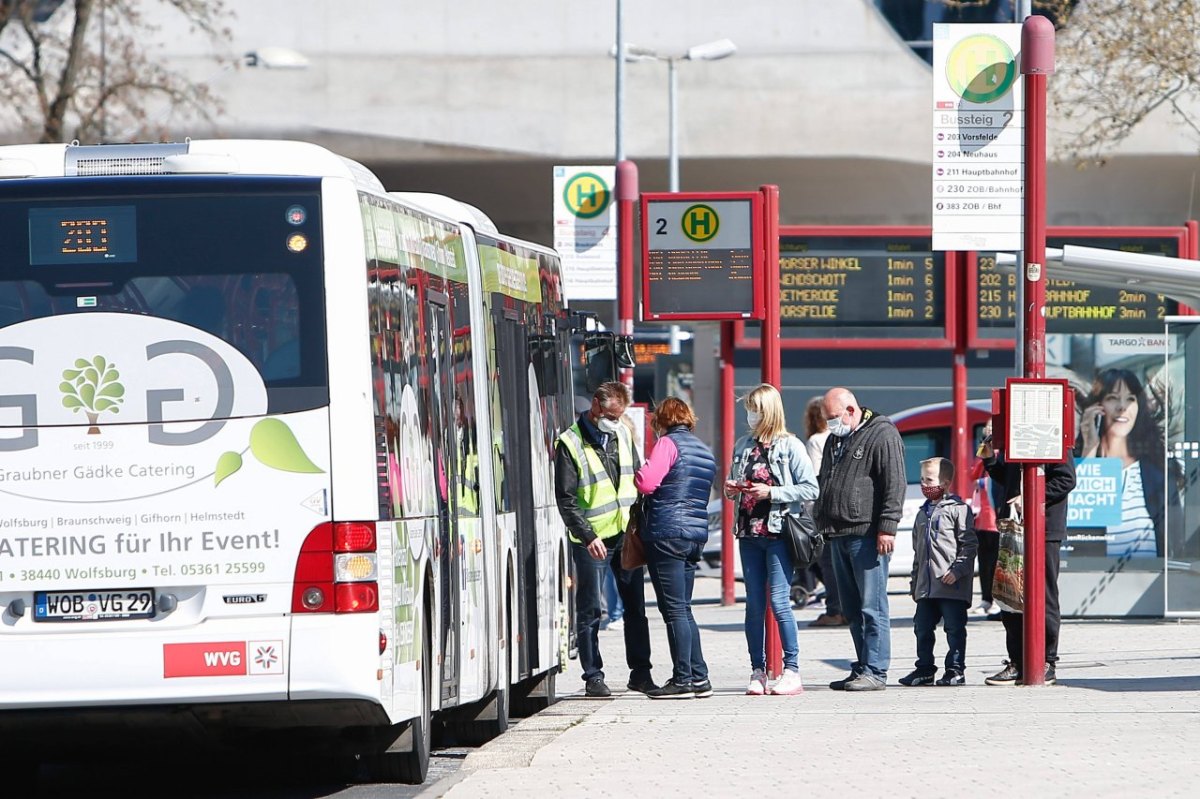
<box><xmin>0</xmin><ymin>169</ymin><xmax>383</xmax><ymax>751</ymax></box>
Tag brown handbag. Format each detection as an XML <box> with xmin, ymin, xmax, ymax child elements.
<box><xmin>620</xmin><ymin>497</ymin><xmax>647</xmax><ymax>570</ymax></box>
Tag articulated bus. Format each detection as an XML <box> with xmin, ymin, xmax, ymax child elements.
<box><xmin>0</xmin><ymin>140</ymin><xmax>573</xmax><ymax>783</ymax></box>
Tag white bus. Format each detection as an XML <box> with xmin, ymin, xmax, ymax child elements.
<box><xmin>0</xmin><ymin>140</ymin><xmax>575</xmax><ymax>783</ymax></box>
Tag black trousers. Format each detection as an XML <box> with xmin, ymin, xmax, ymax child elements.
<box><xmin>1000</xmin><ymin>541</ymin><xmax>1061</xmax><ymax>666</ymax></box>
<box><xmin>571</xmin><ymin>535</ymin><xmax>653</xmax><ymax>683</ymax></box>
<box><xmin>977</xmin><ymin>529</ymin><xmax>999</xmax><ymax>603</ymax></box>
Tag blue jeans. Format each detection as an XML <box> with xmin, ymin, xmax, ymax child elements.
<box><xmin>829</xmin><ymin>534</ymin><xmax>891</xmax><ymax>679</ymax></box>
<box><xmin>645</xmin><ymin>538</ymin><xmax>708</xmax><ymax>685</ymax></box>
<box><xmin>913</xmin><ymin>597</ymin><xmax>968</xmax><ymax>674</ymax></box>
<box><xmin>739</xmin><ymin>536</ymin><xmax>799</xmax><ymax>672</ymax></box>
<box><xmin>604</xmin><ymin>567</ymin><xmax>624</xmax><ymax>623</ymax></box>
<box><xmin>570</xmin><ymin>536</ymin><xmax>652</xmax><ymax>683</ymax></box>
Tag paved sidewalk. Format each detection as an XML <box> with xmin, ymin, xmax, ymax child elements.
<box><xmin>430</xmin><ymin>576</ymin><xmax>1200</xmax><ymax>799</ymax></box>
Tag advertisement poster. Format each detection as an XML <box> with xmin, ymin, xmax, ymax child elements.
<box><xmin>1059</xmin><ymin>332</ymin><xmax>1181</xmax><ymax>568</ymax></box>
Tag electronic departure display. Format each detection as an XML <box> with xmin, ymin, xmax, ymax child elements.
<box><xmin>777</xmin><ymin>233</ymin><xmax>947</xmax><ymax>337</ymax></box>
<box><xmin>641</xmin><ymin>194</ymin><xmax>764</xmax><ymax>321</ymax></box>
<box><xmin>28</xmin><ymin>205</ymin><xmax>137</xmax><ymax>265</ymax></box>
<box><xmin>974</xmin><ymin>234</ymin><xmax>1182</xmax><ymax>339</ymax></box>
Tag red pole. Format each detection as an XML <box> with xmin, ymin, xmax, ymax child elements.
<box><xmin>760</xmin><ymin>184</ymin><xmax>783</xmax><ymax>679</ymax></box>
<box><xmin>616</xmin><ymin>160</ymin><xmax>638</xmax><ymax>387</ymax></box>
<box><xmin>721</xmin><ymin>322</ymin><xmax>736</xmax><ymax>606</ymax></box>
<box><xmin>952</xmin><ymin>251</ymin><xmax>970</xmax><ymax>498</ymax></box>
<box><xmin>1021</xmin><ymin>16</ymin><xmax>1054</xmax><ymax>687</ymax></box>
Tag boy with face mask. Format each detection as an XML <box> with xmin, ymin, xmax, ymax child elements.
<box><xmin>899</xmin><ymin>457</ymin><xmax>977</xmax><ymax>687</ymax></box>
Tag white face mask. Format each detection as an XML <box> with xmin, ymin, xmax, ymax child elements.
<box><xmin>597</xmin><ymin>417</ymin><xmax>622</xmax><ymax>434</ymax></box>
<box><xmin>828</xmin><ymin>416</ymin><xmax>853</xmax><ymax>437</ymax></box>
<box><xmin>745</xmin><ymin>410</ymin><xmax>762</xmax><ymax>429</ymax></box>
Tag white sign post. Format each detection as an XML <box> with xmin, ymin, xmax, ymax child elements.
<box><xmin>553</xmin><ymin>165</ymin><xmax>617</xmax><ymax>300</ymax></box>
<box><xmin>932</xmin><ymin>24</ymin><xmax>1024</xmax><ymax>252</ymax></box>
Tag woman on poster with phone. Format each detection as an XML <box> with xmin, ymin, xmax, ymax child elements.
<box><xmin>1078</xmin><ymin>368</ymin><xmax>1179</xmax><ymax>559</ymax></box>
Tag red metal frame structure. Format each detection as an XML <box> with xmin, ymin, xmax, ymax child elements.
<box><xmin>967</xmin><ymin>225</ymin><xmax>1196</xmax><ymax>349</ymax></box>
<box><xmin>639</xmin><ymin>190</ymin><xmax>766</xmax><ymax>322</ymax></box>
<box><xmin>734</xmin><ymin>225</ymin><xmax>959</xmax><ymax>350</ymax></box>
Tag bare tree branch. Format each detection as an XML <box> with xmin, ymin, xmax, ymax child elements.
<box><xmin>0</xmin><ymin>0</ymin><xmax>232</xmax><ymax>144</ymax></box>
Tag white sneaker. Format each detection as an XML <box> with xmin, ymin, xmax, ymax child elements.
<box><xmin>969</xmin><ymin>601</ymin><xmax>994</xmax><ymax>617</ymax></box>
<box><xmin>770</xmin><ymin>669</ymin><xmax>805</xmax><ymax>696</ymax></box>
<box><xmin>606</xmin><ymin>618</ymin><xmax>624</xmax><ymax>632</ymax></box>
<box><xmin>746</xmin><ymin>669</ymin><xmax>768</xmax><ymax>696</ymax></box>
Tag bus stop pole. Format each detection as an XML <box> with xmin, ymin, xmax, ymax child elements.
<box><xmin>760</xmin><ymin>184</ymin><xmax>783</xmax><ymax>679</ymax></box>
<box><xmin>616</xmin><ymin>160</ymin><xmax>638</xmax><ymax>387</ymax></box>
<box><xmin>1020</xmin><ymin>16</ymin><xmax>1054</xmax><ymax>686</ymax></box>
<box><xmin>721</xmin><ymin>322</ymin><xmax>736</xmax><ymax>606</ymax></box>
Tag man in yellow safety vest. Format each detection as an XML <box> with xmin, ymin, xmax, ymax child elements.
<box><xmin>555</xmin><ymin>382</ymin><xmax>655</xmax><ymax>697</ymax></box>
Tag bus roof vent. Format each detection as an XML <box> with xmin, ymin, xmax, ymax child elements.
<box><xmin>65</xmin><ymin>142</ymin><xmax>190</xmax><ymax>176</ymax></box>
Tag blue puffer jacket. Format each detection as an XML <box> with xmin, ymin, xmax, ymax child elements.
<box><xmin>643</xmin><ymin>426</ymin><xmax>717</xmax><ymax>543</ymax></box>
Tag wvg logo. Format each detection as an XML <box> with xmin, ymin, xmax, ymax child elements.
<box><xmin>0</xmin><ymin>339</ymin><xmax>235</xmax><ymax>452</ymax></box>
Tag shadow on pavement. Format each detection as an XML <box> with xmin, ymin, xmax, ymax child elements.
<box><xmin>1062</xmin><ymin>675</ymin><xmax>1200</xmax><ymax>692</ymax></box>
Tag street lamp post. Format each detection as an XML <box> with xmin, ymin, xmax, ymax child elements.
<box><xmin>614</xmin><ymin>38</ymin><xmax>737</xmax><ymax>192</ymax></box>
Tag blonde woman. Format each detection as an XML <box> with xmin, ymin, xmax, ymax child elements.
<box><xmin>724</xmin><ymin>384</ymin><xmax>818</xmax><ymax>695</ymax></box>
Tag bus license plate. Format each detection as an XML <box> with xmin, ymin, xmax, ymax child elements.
<box><xmin>33</xmin><ymin>589</ymin><xmax>156</xmax><ymax>622</ymax></box>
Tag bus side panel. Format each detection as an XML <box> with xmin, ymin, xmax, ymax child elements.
<box><xmin>387</xmin><ymin>518</ymin><xmax>428</xmax><ymax>724</ymax></box>
<box><xmin>322</xmin><ymin>177</ymin><xmax>378</xmax><ymax>521</ymax></box>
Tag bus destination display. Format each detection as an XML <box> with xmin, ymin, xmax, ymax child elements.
<box><xmin>975</xmin><ymin>236</ymin><xmax>1180</xmax><ymax>336</ymax></box>
<box><xmin>779</xmin><ymin>234</ymin><xmax>946</xmax><ymax>334</ymax></box>
<box><xmin>29</xmin><ymin>205</ymin><xmax>137</xmax><ymax>265</ymax></box>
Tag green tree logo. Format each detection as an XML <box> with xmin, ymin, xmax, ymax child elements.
<box><xmin>60</xmin><ymin>356</ymin><xmax>125</xmax><ymax>435</ymax></box>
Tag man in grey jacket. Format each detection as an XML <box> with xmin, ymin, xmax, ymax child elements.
<box><xmin>815</xmin><ymin>387</ymin><xmax>906</xmax><ymax>691</ymax></box>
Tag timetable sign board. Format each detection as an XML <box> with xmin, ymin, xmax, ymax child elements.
<box><xmin>1004</xmin><ymin>378</ymin><xmax>1074</xmax><ymax>463</ymax></box>
<box><xmin>641</xmin><ymin>193</ymin><xmax>764</xmax><ymax>321</ymax></box>
<box><xmin>932</xmin><ymin>23</ymin><xmax>1024</xmax><ymax>252</ymax></box>
<box><xmin>553</xmin><ymin>165</ymin><xmax>617</xmax><ymax>301</ymax></box>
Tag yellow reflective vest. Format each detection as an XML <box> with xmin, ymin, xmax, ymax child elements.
<box><xmin>557</xmin><ymin>422</ymin><xmax>638</xmax><ymax>543</ymax></box>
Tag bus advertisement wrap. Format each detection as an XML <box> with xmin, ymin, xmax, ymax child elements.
<box><xmin>0</xmin><ymin>313</ymin><xmax>331</xmax><ymax>592</ymax></box>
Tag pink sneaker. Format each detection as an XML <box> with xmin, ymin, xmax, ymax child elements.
<box><xmin>770</xmin><ymin>669</ymin><xmax>805</xmax><ymax>695</ymax></box>
<box><xmin>745</xmin><ymin>669</ymin><xmax>768</xmax><ymax>696</ymax></box>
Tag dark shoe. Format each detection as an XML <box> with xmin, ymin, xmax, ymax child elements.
<box><xmin>936</xmin><ymin>671</ymin><xmax>965</xmax><ymax>686</ymax></box>
<box><xmin>829</xmin><ymin>671</ymin><xmax>859</xmax><ymax>691</ymax></box>
<box><xmin>898</xmin><ymin>669</ymin><xmax>936</xmax><ymax>687</ymax></box>
<box><xmin>691</xmin><ymin>680</ymin><xmax>714</xmax><ymax>698</ymax></box>
<box><xmin>1016</xmin><ymin>664</ymin><xmax>1057</xmax><ymax>686</ymax></box>
<box><xmin>585</xmin><ymin>677</ymin><xmax>612</xmax><ymax>698</ymax></box>
<box><xmin>985</xmin><ymin>661</ymin><xmax>1021</xmax><ymax>686</ymax></box>
<box><xmin>843</xmin><ymin>673</ymin><xmax>886</xmax><ymax>692</ymax></box>
<box><xmin>647</xmin><ymin>680</ymin><xmax>695</xmax><ymax>700</ymax></box>
<box><xmin>810</xmin><ymin>613</ymin><xmax>849</xmax><ymax>627</ymax></box>
<box><xmin>626</xmin><ymin>676</ymin><xmax>659</xmax><ymax>694</ymax></box>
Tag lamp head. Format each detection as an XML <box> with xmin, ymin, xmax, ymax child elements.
<box><xmin>685</xmin><ymin>38</ymin><xmax>737</xmax><ymax>61</ymax></box>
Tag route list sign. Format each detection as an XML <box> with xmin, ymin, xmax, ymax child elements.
<box><xmin>640</xmin><ymin>193</ymin><xmax>764</xmax><ymax>321</ymax></box>
<box><xmin>932</xmin><ymin>23</ymin><xmax>1024</xmax><ymax>252</ymax></box>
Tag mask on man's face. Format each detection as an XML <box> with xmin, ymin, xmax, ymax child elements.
<box><xmin>828</xmin><ymin>416</ymin><xmax>853</xmax><ymax>437</ymax></box>
<box><xmin>597</xmin><ymin>417</ymin><xmax>622</xmax><ymax>435</ymax></box>
<box><xmin>745</xmin><ymin>410</ymin><xmax>762</xmax><ymax>430</ymax></box>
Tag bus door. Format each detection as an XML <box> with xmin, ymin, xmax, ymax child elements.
<box><xmin>492</xmin><ymin>304</ymin><xmax>540</xmax><ymax>678</ymax></box>
<box><xmin>425</xmin><ymin>289</ymin><xmax>461</xmax><ymax>702</ymax></box>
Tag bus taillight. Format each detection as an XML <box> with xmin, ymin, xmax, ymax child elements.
<box><xmin>292</xmin><ymin>522</ymin><xmax>379</xmax><ymax>614</ymax></box>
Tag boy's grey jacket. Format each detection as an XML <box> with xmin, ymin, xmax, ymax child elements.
<box><xmin>814</xmin><ymin>409</ymin><xmax>906</xmax><ymax>538</ymax></box>
<box><xmin>910</xmin><ymin>493</ymin><xmax>977</xmax><ymax>603</ymax></box>
<box><xmin>727</xmin><ymin>433</ymin><xmax>819</xmax><ymax>535</ymax></box>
